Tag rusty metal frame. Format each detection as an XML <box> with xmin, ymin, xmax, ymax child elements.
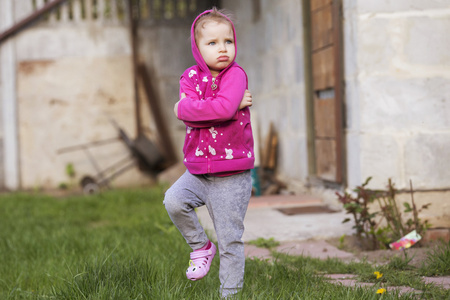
<box><xmin>0</xmin><ymin>0</ymin><xmax>68</xmax><ymax>44</ymax></box>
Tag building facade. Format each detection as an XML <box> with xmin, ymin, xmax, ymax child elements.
<box><xmin>1</xmin><ymin>0</ymin><xmax>449</xmax><ymax>225</ymax></box>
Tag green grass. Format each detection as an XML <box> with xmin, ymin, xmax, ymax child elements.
<box><xmin>0</xmin><ymin>187</ymin><xmax>448</xmax><ymax>299</ymax></box>
<box><xmin>247</xmin><ymin>237</ymin><xmax>280</xmax><ymax>249</ymax></box>
<box><xmin>419</xmin><ymin>241</ymin><xmax>450</xmax><ymax>276</ymax></box>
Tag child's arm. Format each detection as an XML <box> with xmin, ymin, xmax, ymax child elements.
<box><xmin>177</xmin><ymin>68</ymin><xmax>247</xmax><ymax>124</ymax></box>
<box><xmin>174</xmin><ymin>90</ymin><xmax>251</xmax><ymax>118</ymax></box>
<box><xmin>239</xmin><ymin>89</ymin><xmax>252</xmax><ymax>110</ymax></box>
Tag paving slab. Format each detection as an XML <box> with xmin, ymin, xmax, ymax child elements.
<box><xmin>326</xmin><ymin>278</ymin><xmax>374</xmax><ymax>288</ymax></box>
<box><xmin>197</xmin><ymin>203</ymin><xmax>354</xmax><ymax>243</ymax></box>
<box><xmin>244</xmin><ymin>244</ymin><xmax>272</xmax><ymax>260</ymax></box>
<box><xmin>323</xmin><ymin>275</ymin><xmax>421</xmax><ymax>295</ymax></box>
<box><xmin>276</xmin><ymin>240</ymin><xmax>356</xmax><ymax>260</ymax></box>
<box><xmin>422</xmin><ymin>276</ymin><xmax>450</xmax><ymax>289</ymax></box>
<box><xmin>324</xmin><ymin>274</ymin><xmax>358</xmax><ymax>280</ymax></box>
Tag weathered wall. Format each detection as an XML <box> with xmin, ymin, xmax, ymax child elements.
<box><xmin>14</xmin><ymin>12</ymin><xmax>143</xmax><ymax>189</ymax></box>
<box><xmin>0</xmin><ymin>0</ymin><xmax>20</xmax><ymax>190</ymax></box>
<box><xmin>344</xmin><ymin>0</ymin><xmax>450</xmax><ymax>191</ymax></box>
<box><xmin>4</xmin><ymin>0</ymin><xmax>196</xmax><ymax>189</ymax></box>
<box><xmin>222</xmin><ymin>0</ymin><xmax>310</xmax><ymax>187</ymax></box>
<box><xmin>0</xmin><ymin>0</ymin><xmax>223</xmax><ymax>190</ymax></box>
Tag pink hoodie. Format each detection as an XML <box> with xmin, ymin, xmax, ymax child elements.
<box><xmin>177</xmin><ymin>9</ymin><xmax>255</xmax><ymax>175</ymax></box>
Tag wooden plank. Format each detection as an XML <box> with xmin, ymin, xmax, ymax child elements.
<box><xmin>309</xmin><ymin>0</ymin><xmax>344</xmax><ymax>184</ymax></box>
<box><xmin>331</xmin><ymin>0</ymin><xmax>344</xmax><ymax>183</ymax></box>
<box><xmin>315</xmin><ymin>139</ymin><xmax>337</xmax><ymax>181</ymax></box>
<box><xmin>314</xmin><ymin>97</ymin><xmax>336</xmax><ymax>138</ymax></box>
<box><xmin>302</xmin><ymin>0</ymin><xmax>317</xmax><ymax>177</ymax></box>
<box><xmin>312</xmin><ymin>46</ymin><xmax>335</xmax><ymax>90</ymax></box>
<box><xmin>310</xmin><ymin>0</ymin><xmax>331</xmax><ymax>11</ymax></box>
<box><xmin>311</xmin><ymin>4</ymin><xmax>333</xmax><ymax>51</ymax></box>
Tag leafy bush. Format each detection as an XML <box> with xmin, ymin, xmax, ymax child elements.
<box><xmin>336</xmin><ymin>178</ymin><xmax>431</xmax><ymax>250</ymax></box>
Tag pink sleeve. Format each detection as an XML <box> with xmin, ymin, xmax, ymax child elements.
<box><xmin>178</xmin><ymin>68</ymin><xmax>246</xmax><ymax>125</ymax></box>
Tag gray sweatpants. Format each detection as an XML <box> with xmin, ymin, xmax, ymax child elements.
<box><xmin>163</xmin><ymin>170</ymin><xmax>252</xmax><ymax>297</ymax></box>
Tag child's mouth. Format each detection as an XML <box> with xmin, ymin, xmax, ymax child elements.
<box><xmin>218</xmin><ymin>56</ymin><xmax>229</xmax><ymax>62</ymax></box>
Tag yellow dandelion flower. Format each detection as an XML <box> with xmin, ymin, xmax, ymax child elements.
<box><xmin>374</xmin><ymin>271</ymin><xmax>383</xmax><ymax>279</ymax></box>
<box><xmin>376</xmin><ymin>288</ymin><xmax>386</xmax><ymax>294</ymax></box>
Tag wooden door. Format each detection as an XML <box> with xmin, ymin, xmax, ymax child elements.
<box><xmin>309</xmin><ymin>0</ymin><xmax>344</xmax><ymax>183</ymax></box>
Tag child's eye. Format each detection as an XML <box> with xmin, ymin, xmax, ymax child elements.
<box><xmin>226</xmin><ymin>40</ymin><xmax>233</xmax><ymax>44</ymax></box>
<box><xmin>208</xmin><ymin>42</ymin><xmax>216</xmax><ymax>45</ymax></box>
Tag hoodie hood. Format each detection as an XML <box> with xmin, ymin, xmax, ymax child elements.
<box><xmin>190</xmin><ymin>9</ymin><xmax>237</xmax><ymax>76</ymax></box>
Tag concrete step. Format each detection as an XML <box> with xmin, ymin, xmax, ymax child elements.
<box><xmin>249</xmin><ymin>194</ymin><xmax>323</xmax><ymax>209</ymax></box>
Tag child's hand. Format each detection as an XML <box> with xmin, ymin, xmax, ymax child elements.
<box><xmin>174</xmin><ymin>93</ymin><xmax>187</xmax><ymax>118</ymax></box>
<box><xmin>239</xmin><ymin>89</ymin><xmax>252</xmax><ymax>110</ymax></box>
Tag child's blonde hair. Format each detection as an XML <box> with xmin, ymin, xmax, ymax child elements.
<box><xmin>194</xmin><ymin>7</ymin><xmax>234</xmax><ymax>43</ymax></box>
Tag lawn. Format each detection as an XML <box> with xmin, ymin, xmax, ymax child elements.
<box><xmin>0</xmin><ymin>187</ymin><xmax>448</xmax><ymax>299</ymax></box>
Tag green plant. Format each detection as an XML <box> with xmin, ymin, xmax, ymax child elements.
<box><xmin>337</xmin><ymin>178</ymin><xmax>432</xmax><ymax>250</ymax></box>
<box><xmin>336</xmin><ymin>177</ymin><xmax>380</xmax><ymax>250</ymax></box>
<box><xmin>387</xmin><ymin>251</ymin><xmax>414</xmax><ymax>271</ymax></box>
<box><xmin>66</xmin><ymin>163</ymin><xmax>76</xmax><ymax>178</ymax></box>
<box><xmin>338</xmin><ymin>234</ymin><xmax>346</xmax><ymax>250</ymax></box>
<box><xmin>419</xmin><ymin>241</ymin><xmax>450</xmax><ymax>276</ymax></box>
<box><xmin>376</xmin><ymin>179</ymin><xmax>431</xmax><ymax>240</ymax></box>
<box><xmin>248</xmin><ymin>237</ymin><xmax>280</xmax><ymax>249</ymax></box>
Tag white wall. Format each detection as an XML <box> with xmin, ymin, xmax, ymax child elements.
<box><xmin>12</xmin><ymin>0</ymin><xmax>142</xmax><ymax>189</ymax></box>
<box><xmin>0</xmin><ymin>0</ymin><xmax>213</xmax><ymax>190</ymax></box>
<box><xmin>222</xmin><ymin>0</ymin><xmax>310</xmax><ymax>187</ymax></box>
<box><xmin>344</xmin><ymin>0</ymin><xmax>450</xmax><ymax>190</ymax></box>
<box><xmin>0</xmin><ymin>0</ymin><xmax>20</xmax><ymax>190</ymax></box>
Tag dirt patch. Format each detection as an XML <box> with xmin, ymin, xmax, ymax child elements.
<box><xmin>326</xmin><ymin>234</ymin><xmax>442</xmax><ymax>267</ymax></box>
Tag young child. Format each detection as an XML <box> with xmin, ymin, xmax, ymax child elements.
<box><xmin>163</xmin><ymin>7</ymin><xmax>254</xmax><ymax>298</ymax></box>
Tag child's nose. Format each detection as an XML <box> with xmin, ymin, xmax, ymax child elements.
<box><xmin>219</xmin><ymin>43</ymin><xmax>227</xmax><ymax>52</ymax></box>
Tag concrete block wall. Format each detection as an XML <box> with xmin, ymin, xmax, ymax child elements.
<box><xmin>222</xmin><ymin>0</ymin><xmax>310</xmax><ymax>184</ymax></box>
<box><xmin>344</xmin><ymin>0</ymin><xmax>450</xmax><ymax>190</ymax></box>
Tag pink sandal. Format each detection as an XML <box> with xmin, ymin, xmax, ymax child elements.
<box><xmin>186</xmin><ymin>242</ymin><xmax>216</xmax><ymax>281</ymax></box>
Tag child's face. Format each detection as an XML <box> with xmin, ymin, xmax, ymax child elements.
<box><xmin>196</xmin><ymin>21</ymin><xmax>235</xmax><ymax>77</ymax></box>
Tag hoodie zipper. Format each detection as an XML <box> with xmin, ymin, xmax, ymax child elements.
<box><xmin>211</xmin><ymin>77</ymin><xmax>217</xmax><ymax>90</ymax></box>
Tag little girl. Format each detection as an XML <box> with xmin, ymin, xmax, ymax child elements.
<box><xmin>163</xmin><ymin>7</ymin><xmax>254</xmax><ymax>298</ymax></box>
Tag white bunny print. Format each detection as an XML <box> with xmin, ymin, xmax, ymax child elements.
<box><xmin>209</xmin><ymin>127</ymin><xmax>218</xmax><ymax>139</ymax></box>
<box><xmin>188</xmin><ymin>69</ymin><xmax>197</xmax><ymax>78</ymax></box>
<box><xmin>196</xmin><ymin>84</ymin><xmax>202</xmax><ymax>95</ymax></box>
<box><xmin>195</xmin><ymin>147</ymin><xmax>204</xmax><ymax>156</ymax></box>
<box><xmin>225</xmin><ymin>148</ymin><xmax>233</xmax><ymax>159</ymax></box>
<box><xmin>209</xmin><ymin>145</ymin><xmax>216</xmax><ymax>155</ymax></box>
